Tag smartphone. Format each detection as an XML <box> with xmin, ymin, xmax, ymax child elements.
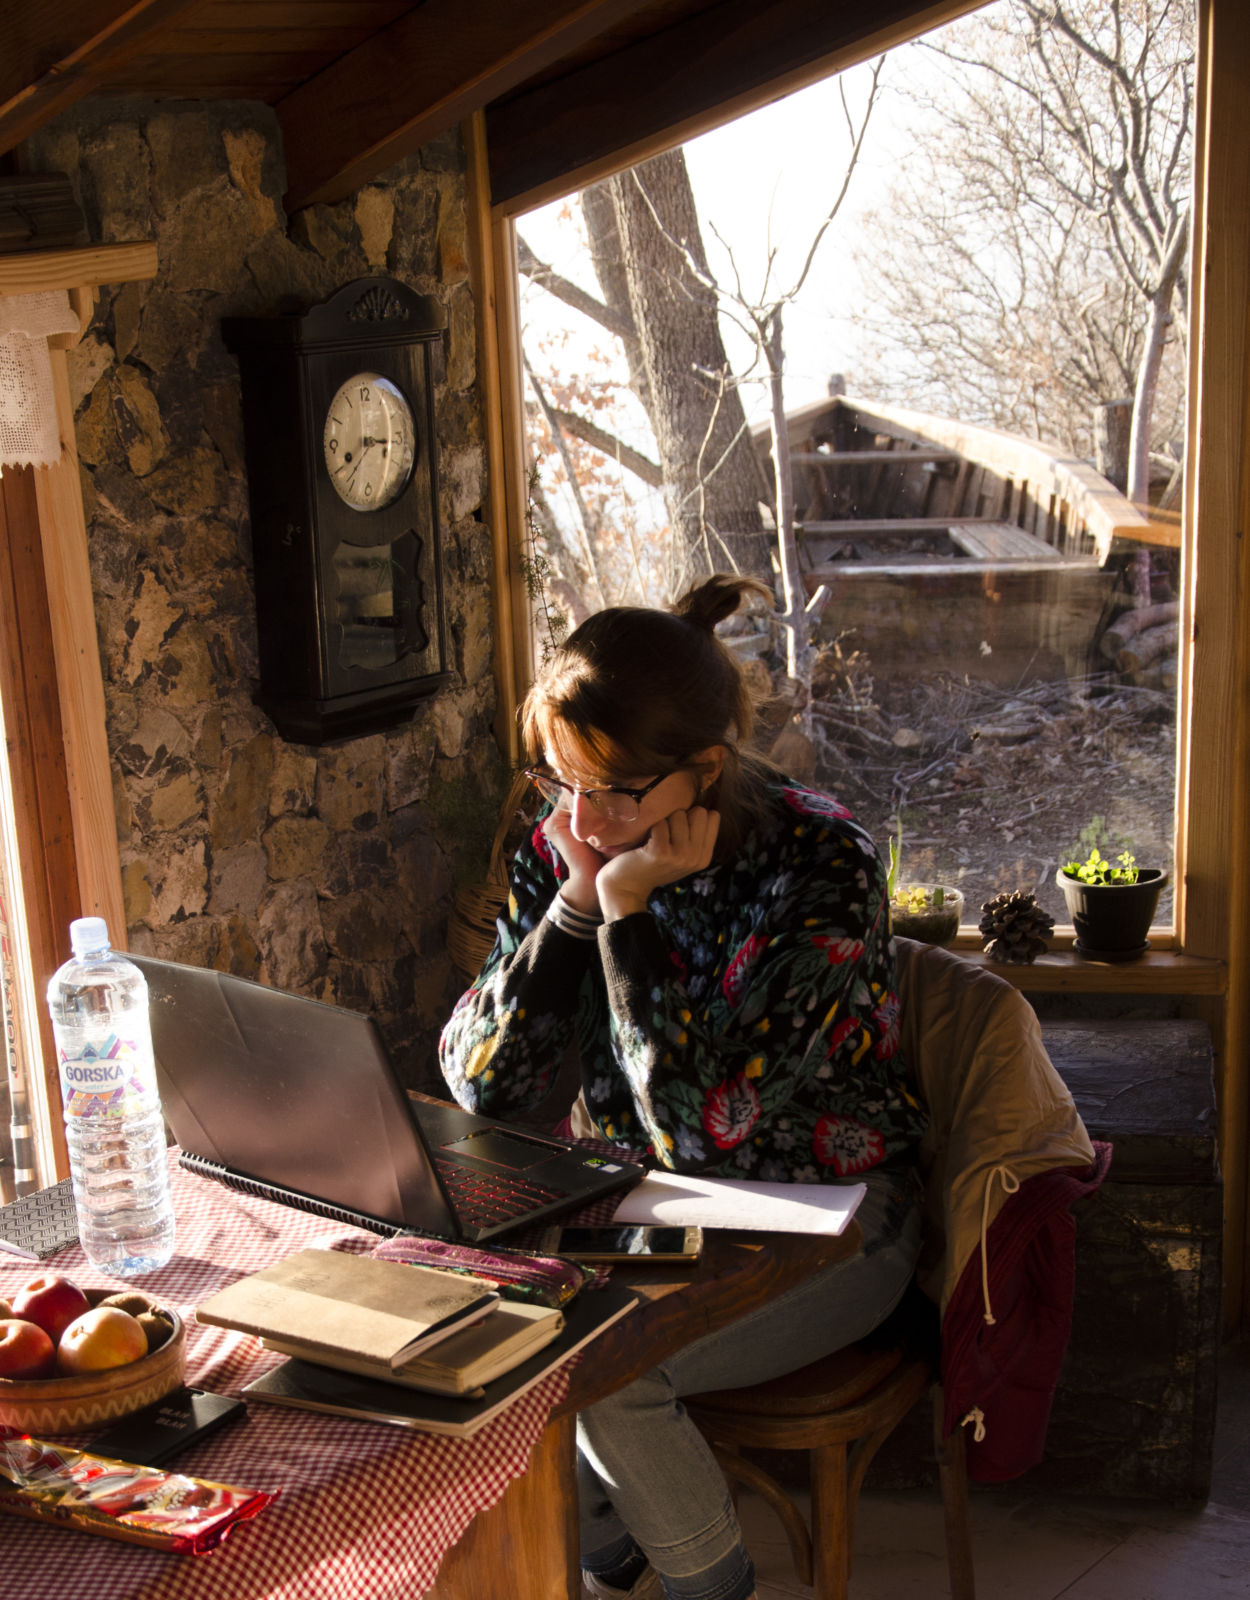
<box><xmin>542</xmin><ymin>1224</ymin><xmax>703</xmax><ymax>1263</ymax></box>
<box><xmin>89</xmin><ymin>1387</ymin><xmax>247</xmax><ymax>1466</ymax></box>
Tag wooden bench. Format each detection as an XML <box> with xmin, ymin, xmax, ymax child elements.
<box><xmin>798</xmin><ymin>517</ymin><xmax>1101</xmax><ymax>586</ymax></box>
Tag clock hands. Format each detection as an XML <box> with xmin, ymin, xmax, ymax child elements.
<box><xmin>323</xmin><ymin>375</ymin><xmax>413</xmax><ymax>507</ymax></box>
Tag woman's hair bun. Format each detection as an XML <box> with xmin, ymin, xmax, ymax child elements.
<box><xmin>671</xmin><ymin>573</ymin><xmax>773</xmax><ymax>632</ymax></box>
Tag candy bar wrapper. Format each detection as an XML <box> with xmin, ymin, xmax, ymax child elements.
<box><xmin>372</xmin><ymin>1232</ymin><xmax>595</xmax><ymax>1307</ymax></box>
<box><xmin>0</xmin><ymin>1426</ymin><xmax>275</xmax><ymax>1553</ymax></box>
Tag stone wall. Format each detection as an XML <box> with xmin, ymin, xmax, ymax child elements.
<box><xmin>24</xmin><ymin>100</ymin><xmax>505</xmax><ymax>1086</ymax></box>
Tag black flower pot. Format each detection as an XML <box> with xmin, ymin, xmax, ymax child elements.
<box><xmin>1055</xmin><ymin>866</ymin><xmax>1169</xmax><ymax>960</ymax></box>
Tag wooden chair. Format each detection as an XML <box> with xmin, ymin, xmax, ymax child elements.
<box><xmin>685</xmin><ymin>936</ymin><xmax>1027</xmax><ymax>1600</ymax></box>
<box><xmin>685</xmin><ymin>1340</ymin><xmax>974</xmax><ymax>1600</ymax></box>
<box><xmin>686</xmin><ymin>935</ymin><xmax>1102</xmax><ymax>1598</ymax></box>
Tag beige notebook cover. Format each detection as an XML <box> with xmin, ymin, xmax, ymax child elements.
<box><xmin>244</xmin><ymin>1284</ymin><xmax>639</xmax><ymax>1438</ymax></box>
<box><xmin>196</xmin><ymin>1247</ymin><xmax>500</xmax><ymax>1367</ymax></box>
<box><xmin>262</xmin><ymin>1300</ymin><xmax>565</xmax><ymax>1396</ymax></box>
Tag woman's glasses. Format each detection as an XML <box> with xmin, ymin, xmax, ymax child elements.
<box><xmin>524</xmin><ymin>768</ymin><xmax>671</xmax><ymax>824</ymax></box>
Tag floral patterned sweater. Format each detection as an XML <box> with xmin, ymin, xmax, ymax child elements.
<box><xmin>438</xmin><ymin>778</ymin><xmax>926</xmax><ymax>1182</ymax></box>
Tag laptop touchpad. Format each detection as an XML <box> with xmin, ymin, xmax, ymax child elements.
<box><xmin>441</xmin><ymin>1130</ymin><xmax>560</xmax><ymax>1170</ymax></box>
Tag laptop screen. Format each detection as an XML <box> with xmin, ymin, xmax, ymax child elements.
<box><xmin>130</xmin><ymin>955</ymin><xmax>456</xmax><ymax>1234</ymax></box>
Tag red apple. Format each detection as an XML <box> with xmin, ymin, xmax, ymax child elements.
<box><xmin>0</xmin><ymin>1318</ymin><xmax>57</xmax><ymax>1379</ymax></box>
<box><xmin>57</xmin><ymin>1306</ymin><xmax>148</xmax><ymax>1375</ymax></box>
<box><xmin>12</xmin><ymin>1273</ymin><xmax>91</xmax><ymax>1344</ymax></box>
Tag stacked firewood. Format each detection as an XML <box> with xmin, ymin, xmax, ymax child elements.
<box><xmin>1099</xmin><ymin>599</ymin><xmax>1179</xmax><ymax>691</ymax></box>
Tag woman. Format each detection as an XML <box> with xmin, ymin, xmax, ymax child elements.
<box><xmin>439</xmin><ymin>574</ymin><xmax>926</xmax><ymax>1600</ymax></box>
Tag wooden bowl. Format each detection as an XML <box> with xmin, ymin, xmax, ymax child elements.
<box><xmin>0</xmin><ymin>1290</ymin><xmax>186</xmax><ymax>1436</ymax></box>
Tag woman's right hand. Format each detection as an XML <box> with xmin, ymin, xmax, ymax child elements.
<box><xmin>542</xmin><ymin>808</ymin><xmax>607</xmax><ymax>915</ymax></box>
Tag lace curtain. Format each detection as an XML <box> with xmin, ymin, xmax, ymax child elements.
<box><xmin>0</xmin><ymin>290</ymin><xmax>79</xmax><ymax>470</ymax></box>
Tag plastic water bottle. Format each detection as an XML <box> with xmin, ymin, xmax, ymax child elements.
<box><xmin>46</xmin><ymin>918</ymin><xmax>175</xmax><ymax>1276</ymax></box>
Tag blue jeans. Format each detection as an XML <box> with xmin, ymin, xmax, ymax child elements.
<box><xmin>577</xmin><ymin>1166</ymin><xmax>923</xmax><ymax>1600</ymax></box>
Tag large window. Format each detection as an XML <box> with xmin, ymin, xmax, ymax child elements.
<box><xmin>515</xmin><ymin>0</ymin><xmax>1192</xmax><ymax>932</ymax></box>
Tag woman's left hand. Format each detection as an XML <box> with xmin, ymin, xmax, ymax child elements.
<box><xmin>597</xmin><ymin>805</ymin><xmax>721</xmax><ymax>921</ymax></box>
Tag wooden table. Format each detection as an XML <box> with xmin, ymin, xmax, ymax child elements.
<box><xmin>430</xmin><ymin>1222</ymin><xmax>863</xmax><ymax>1599</ymax></box>
<box><xmin>0</xmin><ymin>1158</ymin><xmax>859</xmax><ymax>1600</ymax></box>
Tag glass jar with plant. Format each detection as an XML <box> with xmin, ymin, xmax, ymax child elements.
<box><xmin>886</xmin><ymin>828</ymin><xmax>963</xmax><ymax>948</ymax></box>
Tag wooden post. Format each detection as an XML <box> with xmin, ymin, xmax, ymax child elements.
<box><xmin>0</xmin><ymin>465</ymin><xmax>76</xmax><ymax>1179</ymax></box>
<box><xmin>32</xmin><ymin>350</ymin><xmax>126</xmax><ymax>944</ymax></box>
<box><xmin>1181</xmin><ymin>0</ymin><xmax>1250</xmax><ymax>1337</ymax></box>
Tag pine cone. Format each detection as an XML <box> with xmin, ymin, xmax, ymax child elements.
<box><xmin>979</xmin><ymin>889</ymin><xmax>1054</xmax><ymax>964</ymax></box>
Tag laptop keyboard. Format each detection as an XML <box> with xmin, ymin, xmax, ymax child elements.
<box><xmin>433</xmin><ymin>1157</ymin><xmax>563</xmax><ymax>1228</ymax></box>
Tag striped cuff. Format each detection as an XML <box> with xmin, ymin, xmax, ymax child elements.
<box><xmin>545</xmin><ymin>893</ymin><xmax>604</xmax><ymax>941</ymax></box>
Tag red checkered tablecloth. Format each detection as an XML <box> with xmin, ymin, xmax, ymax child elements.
<box><xmin>0</xmin><ymin>1154</ymin><xmax>574</xmax><ymax>1599</ymax></box>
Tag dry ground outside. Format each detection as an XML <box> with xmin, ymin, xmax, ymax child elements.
<box><xmin>803</xmin><ymin>652</ymin><xmax>1177</xmax><ymax>932</ymax></box>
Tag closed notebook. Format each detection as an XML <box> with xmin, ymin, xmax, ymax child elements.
<box><xmin>244</xmin><ymin>1282</ymin><xmax>639</xmax><ymax>1438</ymax></box>
<box><xmin>261</xmin><ymin>1300</ymin><xmax>565</xmax><ymax>1397</ymax></box>
<box><xmin>195</xmin><ymin>1247</ymin><xmax>499</xmax><ymax>1368</ymax></box>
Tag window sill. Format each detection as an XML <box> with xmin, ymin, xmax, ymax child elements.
<box><xmin>948</xmin><ymin>945</ymin><xmax>1227</xmax><ymax>994</ymax></box>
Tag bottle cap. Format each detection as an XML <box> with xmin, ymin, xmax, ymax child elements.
<box><xmin>69</xmin><ymin>917</ymin><xmax>111</xmax><ymax>956</ymax></box>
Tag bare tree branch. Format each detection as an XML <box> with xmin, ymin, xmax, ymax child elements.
<box><xmin>517</xmin><ymin>235</ymin><xmax>635</xmax><ymax>342</ymax></box>
<box><xmin>524</xmin><ymin>400</ymin><xmax>663</xmax><ymax>487</ymax></box>
<box><xmin>866</xmin><ymin>0</ymin><xmax>1192</xmax><ymax>476</ymax></box>
<box><xmin>524</xmin><ymin>359</ymin><xmax>608</xmax><ymax>610</ymax></box>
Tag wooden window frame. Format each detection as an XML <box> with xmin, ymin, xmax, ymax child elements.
<box><xmin>466</xmin><ymin>0</ymin><xmax>1250</xmax><ymax>1328</ymax></box>
<box><xmin>0</xmin><ymin>242</ymin><xmax>156</xmax><ymax>1182</ymax></box>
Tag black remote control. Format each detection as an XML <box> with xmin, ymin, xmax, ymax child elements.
<box><xmin>90</xmin><ymin>1387</ymin><xmax>246</xmax><ymax>1466</ymax></box>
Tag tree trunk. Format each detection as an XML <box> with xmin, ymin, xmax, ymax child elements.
<box><xmin>582</xmin><ymin>151</ymin><xmax>772</xmax><ymax>590</ymax></box>
<box><xmin>1093</xmin><ymin>398</ymin><xmax>1132</xmax><ymax>491</ymax></box>
<box><xmin>765</xmin><ymin>313</ymin><xmax>810</xmax><ymax>687</ymax></box>
<box><xmin>1127</xmin><ymin>213</ymin><xmax>1191</xmax><ymax>506</ymax></box>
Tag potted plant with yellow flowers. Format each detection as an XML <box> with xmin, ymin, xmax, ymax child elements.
<box><xmin>1056</xmin><ymin>825</ymin><xmax>1168</xmax><ymax>961</ymax></box>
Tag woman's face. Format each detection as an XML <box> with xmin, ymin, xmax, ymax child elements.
<box><xmin>542</xmin><ymin>745</ymin><xmax>719</xmax><ymax>857</ymax></box>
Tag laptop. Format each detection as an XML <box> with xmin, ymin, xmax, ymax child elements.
<box><xmin>130</xmin><ymin>955</ymin><xmax>644</xmax><ymax>1244</ymax></box>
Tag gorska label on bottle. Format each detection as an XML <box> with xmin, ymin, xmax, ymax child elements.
<box><xmin>58</xmin><ymin>1036</ymin><xmax>142</xmax><ymax>1114</ymax></box>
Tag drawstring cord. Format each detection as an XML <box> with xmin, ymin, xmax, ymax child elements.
<box><xmin>960</xmin><ymin>1407</ymin><xmax>987</xmax><ymax>1441</ymax></box>
<box><xmin>956</xmin><ymin>1165</ymin><xmax>1022</xmax><ymax>1448</ymax></box>
<box><xmin>979</xmin><ymin>1164</ymin><xmax>1020</xmax><ymax>1325</ymax></box>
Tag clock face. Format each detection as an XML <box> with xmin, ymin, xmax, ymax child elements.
<box><xmin>322</xmin><ymin>372</ymin><xmax>416</xmax><ymax>510</ymax></box>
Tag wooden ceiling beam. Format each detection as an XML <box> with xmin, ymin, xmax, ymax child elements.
<box><xmin>277</xmin><ymin>0</ymin><xmax>652</xmax><ymax>211</ymax></box>
<box><xmin>0</xmin><ymin>1</ymin><xmax>214</xmax><ymax>160</ymax></box>
<box><xmin>486</xmin><ymin>0</ymin><xmax>984</xmax><ymax>211</ymax></box>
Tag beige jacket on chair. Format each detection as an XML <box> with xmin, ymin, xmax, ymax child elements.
<box><xmin>895</xmin><ymin>937</ymin><xmax>1096</xmax><ymax>1315</ymax></box>
<box><xmin>895</xmin><ymin>937</ymin><xmax>1109</xmax><ymax>1481</ymax></box>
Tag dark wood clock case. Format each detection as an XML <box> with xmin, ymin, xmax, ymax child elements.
<box><xmin>224</xmin><ymin>277</ymin><xmax>454</xmax><ymax>745</ymax></box>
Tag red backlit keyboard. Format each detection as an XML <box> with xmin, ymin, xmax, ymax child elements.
<box><xmin>433</xmin><ymin>1157</ymin><xmax>563</xmax><ymax>1228</ymax></box>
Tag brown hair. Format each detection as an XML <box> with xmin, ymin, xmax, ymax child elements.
<box><xmin>521</xmin><ymin>574</ymin><xmax>776</xmax><ymax>856</ymax></box>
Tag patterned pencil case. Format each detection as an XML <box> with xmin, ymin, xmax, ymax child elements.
<box><xmin>371</xmin><ymin>1233</ymin><xmax>595</xmax><ymax>1308</ymax></box>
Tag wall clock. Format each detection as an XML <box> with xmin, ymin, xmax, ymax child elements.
<box><xmin>223</xmin><ymin>277</ymin><xmax>453</xmax><ymax>744</ymax></box>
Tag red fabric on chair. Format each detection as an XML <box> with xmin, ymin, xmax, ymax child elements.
<box><xmin>940</xmin><ymin>1141</ymin><xmax>1113</xmax><ymax>1482</ymax></box>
